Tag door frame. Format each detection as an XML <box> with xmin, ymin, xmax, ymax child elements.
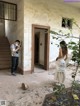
<box><xmin>31</xmin><ymin>24</ymin><xmax>50</xmax><ymax>73</ymax></box>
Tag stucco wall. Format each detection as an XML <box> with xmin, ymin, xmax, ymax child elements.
<box><xmin>0</xmin><ymin>19</ymin><xmax>5</xmax><ymax>36</ymax></box>
<box><xmin>5</xmin><ymin>20</ymin><xmax>17</xmax><ymax>43</ymax></box>
<box><xmin>24</xmin><ymin>0</ymin><xmax>80</xmax><ymax>71</ymax></box>
<box><xmin>16</xmin><ymin>0</ymin><xmax>24</xmax><ymax>69</ymax></box>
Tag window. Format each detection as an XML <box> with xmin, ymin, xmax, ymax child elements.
<box><xmin>0</xmin><ymin>2</ymin><xmax>4</xmax><ymax>19</ymax></box>
<box><xmin>62</xmin><ymin>17</ymin><xmax>72</xmax><ymax>29</ymax></box>
<box><xmin>0</xmin><ymin>1</ymin><xmax>17</xmax><ymax>21</ymax></box>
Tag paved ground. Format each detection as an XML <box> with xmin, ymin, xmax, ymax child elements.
<box><xmin>0</xmin><ymin>66</ymin><xmax>80</xmax><ymax>106</ymax></box>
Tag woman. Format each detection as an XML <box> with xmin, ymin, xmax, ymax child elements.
<box><xmin>55</xmin><ymin>40</ymin><xmax>68</xmax><ymax>84</ymax></box>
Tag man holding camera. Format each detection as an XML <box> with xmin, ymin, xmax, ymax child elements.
<box><xmin>10</xmin><ymin>40</ymin><xmax>21</xmax><ymax>76</ymax></box>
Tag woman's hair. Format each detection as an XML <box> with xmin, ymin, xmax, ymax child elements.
<box><xmin>60</xmin><ymin>40</ymin><xmax>68</xmax><ymax>56</ymax></box>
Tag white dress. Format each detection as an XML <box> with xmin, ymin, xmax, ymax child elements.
<box><xmin>55</xmin><ymin>57</ymin><xmax>66</xmax><ymax>84</ymax></box>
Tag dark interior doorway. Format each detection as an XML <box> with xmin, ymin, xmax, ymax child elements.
<box><xmin>32</xmin><ymin>25</ymin><xmax>50</xmax><ymax>73</ymax></box>
<box><xmin>34</xmin><ymin>32</ymin><xmax>40</xmax><ymax>65</ymax></box>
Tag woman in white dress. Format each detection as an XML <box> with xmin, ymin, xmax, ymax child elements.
<box><xmin>55</xmin><ymin>40</ymin><xmax>68</xmax><ymax>84</ymax></box>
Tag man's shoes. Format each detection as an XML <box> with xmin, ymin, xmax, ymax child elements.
<box><xmin>11</xmin><ymin>73</ymin><xmax>16</xmax><ymax>76</ymax></box>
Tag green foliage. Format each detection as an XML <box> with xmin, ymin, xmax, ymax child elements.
<box><xmin>72</xmin><ymin>81</ymin><xmax>80</xmax><ymax>91</ymax></box>
<box><xmin>53</xmin><ymin>84</ymin><xmax>65</xmax><ymax>95</ymax></box>
<box><xmin>68</xmin><ymin>41</ymin><xmax>80</xmax><ymax>64</ymax></box>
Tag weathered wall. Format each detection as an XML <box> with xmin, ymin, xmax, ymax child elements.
<box><xmin>5</xmin><ymin>20</ymin><xmax>17</xmax><ymax>43</ymax></box>
<box><xmin>16</xmin><ymin>0</ymin><xmax>24</xmax><ymax>69</ymax></box>
<box><xmin>0</xmin><ymin>19</ymin><xmax>5</xmax><ymax>36</ymax></box>
<box><xmin>24</xmin><ymin>0</ymin><xmax>80</xmax><ymax>72</ymax></box>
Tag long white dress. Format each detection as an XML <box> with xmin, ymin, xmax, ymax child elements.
<box><xmin>55</xmin><ymin>57</ymin><xmax>66</xmax><ymax>84</ymax></box>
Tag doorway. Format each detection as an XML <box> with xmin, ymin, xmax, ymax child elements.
<box><xmin>32</xmin><ymin>25</ymin><xmax>50</xmax><ymax>73</ymax></box>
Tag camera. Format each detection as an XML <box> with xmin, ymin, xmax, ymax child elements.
<box><xmin>15</xmin><ymin>46</ymin><xmax>20</xmax><ymax>53</ymax></box>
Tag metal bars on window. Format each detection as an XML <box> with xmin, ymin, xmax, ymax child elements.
<box><xmin>0</xmin><ymin>1</ymin><xmax>17</xmax><ymax>21</ymax></box>
<box><xmin>62</xmin><ymin>17</ymin><xmax>72</xmax><ymax>29</ymax></box>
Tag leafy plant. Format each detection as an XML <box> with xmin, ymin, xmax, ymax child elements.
<box><xmin>53</xmin><ymin>84</ymin><xmax>65</xmax><ymax>95</ymax></box>
<box><xmin>43</xmin><ymin>82</ymin><xmax>80</xmax><ymax>106</ymax></box>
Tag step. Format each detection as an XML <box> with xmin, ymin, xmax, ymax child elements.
<box><xmin>0</xmin><ymin>59</ymin><xmax>11</xmax><ymax>64</ymax></box>
<box><xmin>0</xmin><ymin>51</ymin><xmax>10</xmax><ymax>53</ymax></box>
<box><xmin>0</xmin><ymin>41</ymin><xmax>10</xmax><ymax>43</ymax></box>
<box><xmin>0</xmin><ymin>59</ymin><xmax>11</xmax><ymax>61</ymax></box>
<box><xmin>0</xmin><ymin>44</ymin><xmax>9</xmax><ymax>46</ymax></box>
<box><xmin>0</xmin><ymin>66</ymin><xmax>11</xmax><ymax>69</ymax></box>
<box><xmin>0</xmin><ymin>67</ymin><xmax>11</xmax><ymax>70</ymax></box>
<box><xmin>0</xmin><ymin>40</ymin><xmax>9</xmax><ymax>42</ymax></box>
<box><xmin>0</xmin><ymin>53</ymin><xmax>11</xmax><ymax>56</ymax></box>
<box><xmin>0</xmin><ymin>53</ymin><xmax>10</xmax><ymax>55</ymax></box>
<box><xmin>0</xmin><ymin>60</ymin><xmax>11</xmax><ymax>63</ymax></box>
<box><xmin>0</xmin><ymin>48</ymin><xmax>10</xmax><ymax>50</ymax></box>
<box><xmin>0</xmin><ymin>41</ymin><xmax>9</xmax><ymax>43</ymax></box>
<box><xmin>0</xmin><ymin>50</ymin><xmax>11</xmax><ymax>52</ymax></box>
<box><xmin>0</xmin><ymin>44</ymin><xmax>10</xmax><ymax>46</ymax></box>
<box><xmin>0</xmin><ymin>53</ymin><xmax>11</xmax><ymax>58</ymax></box>
<box><xmin>0</xmin><ymin>63</ymin><xmax>11</xmax><ymax>65</ymax></box>
<box><xmin>0</xmin><ymin>46</ymin><xmax>10</xmax><ymax>48</ymax></box>
<box><xmin>0</xmin><ymin>39</ymin><xmax>9</xmax><ymax>42</ymax></box>
<box><xmin>0</xmin><ymin>63</ymin><xmax>11</xmax><ymax>66</ymax></box>
<box><xmin>0</xmin><ymin>55</ymin><xmax>11</xmax><ymax>57</ymax></box>
<box><xmin>0</xmin><ymin>56</ymin><xmax>11</xmax><ymax>58</ymax></box>
<box><xmin>0</xmin><ymin>37</ymin><xmax>8</xmax><ymax>41</ymax></box>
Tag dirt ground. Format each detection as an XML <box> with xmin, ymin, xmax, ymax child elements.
<box><xmin>0</xmin><ymin>65</ymin><xmax>80</xmax><ymax>106</ymax></box>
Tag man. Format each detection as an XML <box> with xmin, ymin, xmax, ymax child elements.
<box><xmin>10</xmin><ymin>40</ymin><xmax>21</xmax><ymax>76</ymax></box>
